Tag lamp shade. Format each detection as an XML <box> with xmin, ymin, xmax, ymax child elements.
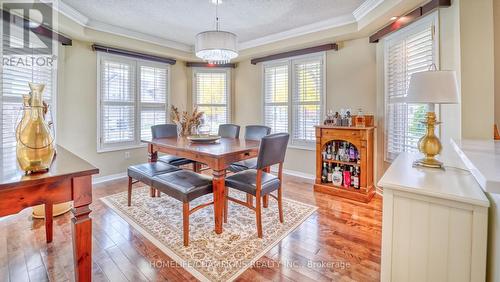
<box><xmin>195</xmin><ymin>30</ymin><xmax>238</xmax><ymax>64</ymax></box>
<box><xmin>404</xmin><ymin>70</ymin><xmax>459</xmax><ymax>104</ymax></box>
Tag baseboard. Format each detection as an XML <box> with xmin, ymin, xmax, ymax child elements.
<box><xmin>270</xmin><ymin>166</ymin><xmax>315</xmax><ymax>181</ymax></box>
<box><xmin>92</xmin><ymin>172</ymin><xmax>127</xmax><ymax>184</ymax></box>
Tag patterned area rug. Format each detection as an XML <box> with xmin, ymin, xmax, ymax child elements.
<box><xmin>101</xmin><ymin>186</ymin><xmax>317</xmax><ymax>282</ymax></box>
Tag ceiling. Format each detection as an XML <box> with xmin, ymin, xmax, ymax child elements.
<box><xmin>60</xmin><ymin>0</ymin><xmax>382</xmax><ymax>52</ymax></box>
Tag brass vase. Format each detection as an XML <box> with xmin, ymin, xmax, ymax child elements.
<box><xmin>16</xmin><ymin>83</ymin><xmax>55</xmax><ymax>174</ymax></box>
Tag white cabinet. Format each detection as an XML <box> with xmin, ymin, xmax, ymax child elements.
<box><xmin>378</xmin><ymin>153</ymin><xmax>489</xmax><ymax>282</ymax></box>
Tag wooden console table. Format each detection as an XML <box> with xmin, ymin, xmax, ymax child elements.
<box><xmin>0</xmin><ymin>146</ymin><xmax>99</xmax><ymax>281</ymax></box>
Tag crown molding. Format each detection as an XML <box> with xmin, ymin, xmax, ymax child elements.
<box><xmin>57</xmin><ymin>1</ymin><xmax>89</xmax><ymax>26</ymax></box>
<box><xmin>353</xmin><ymin>0</ymin><xmax>385</xmax><ymax>21</ymax></box>
<box><xmin>239</xmin><ymin>14</ymin><xmax>356</xmax><ymax>50</ymax></box>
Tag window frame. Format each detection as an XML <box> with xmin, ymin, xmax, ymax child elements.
<box><xmin>96</xmin><ymin>52</ymin><xmax>170</xmax><ymax>152</ymax></box>
<box><xmin>261</xmin><ymin>52</ymin><xmax>326</xmax><ymax>150</ymax></box>
<box><xmin>192</xmin><ymin>67</ymin><xmax>232</xmax><ymax>134</ymax></box>
<box><xmin>383</xmin><ymin>11</ymin><xmax>440</xmax><ymax>162</ymax></box>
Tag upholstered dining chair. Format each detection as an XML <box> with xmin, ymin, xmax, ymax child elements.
<box><xmin>224</xmin><ymin>133</ymin><xmax>290</xmax><ymax>238</ymax></box>
<box><xmin>152</xmin><ymin>124</ymin><xmax>194</xmax><ymax>167</ymax></box>
<box><xmin>228</xmin><ymin>125</ymin><xmax>271</xmax><ymax>173</ymax></box>
<box><xmin>218</xmin><ymin>124</ymin><xmax>240</xmax><ymax>138</ymax></box>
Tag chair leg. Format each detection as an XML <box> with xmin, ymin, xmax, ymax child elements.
<box><xmin>246</xmin><ymin>194</ymin><xmax>253</xmax><ymax>206</ymax></box>
<box><xmin>278</xmin><ymin>186</ymin><xmax>284</xmax><ymax>223</ymax></box>
<box><xmin>255</xmin><ymin>193</ymin><xmax>263</xmax><ymax>238</ymax></box>
<box><xmin>263</xmin><ymin>195</ymin><xmax>269</xmax><ymax>208</ymax></box>
<box><xmin>127</xmin><ymin>177</ymin><xmax>133</xmax><ymax>206</ymax></box>
<box><xmin>183</xmin><ymin>202</ymin><xmax>189</xmax><ymax>247</ymax></box>
<box><xmin>224</xmin><ymin>188</ymin><xmax>229</xmax><ymax>223</ymax></box>
<box><xmin>150</xmin><ymin>187</ymin><xmax>156</xmax><ymax>197</ymax></box>
<box><xmin>156</xmin><ymin>189</ymin><xmax>161</xmax><ymax>197</ymax></box>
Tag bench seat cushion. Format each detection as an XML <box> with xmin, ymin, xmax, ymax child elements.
<box><xmin>158</xmin><ymin>155</ymin><xmax>194</xmax><ymax>166</ymax></box>
<box><xmin>128</xmin><ymin>162</ymin><xmax>180</xmax><ymax>186</ymax></box>
<box><xmin>228</xmin><ymin>158</ymin><xmax>257</xmax><ymax>173</ymax></box>
<box><xmin>152</xmin><ymin>170</ymin><xmax>213</xmax><ymax>202</ymax></box>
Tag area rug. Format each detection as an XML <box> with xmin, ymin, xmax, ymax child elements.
<box><xmin>101</xmin><ymin>186</ymin><xmax>317</xmax><ymax>282</ymax></box>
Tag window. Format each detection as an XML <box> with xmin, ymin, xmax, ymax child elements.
<box><xmin>263</xmin><ymin>53</ymin><xmax>325</xmax><ymax>148</ymax></box>
<box><xmin>97</xmin><ymin>53</ymin><xmax>169</xmax><ymax>151</ymax></box>
<box><xmin>1</xmin><ymin>27</ymin><xmax>57</xmax><ymax>166</ymax></box>
<box><xmin>193</xmin><ymin>68</ymin><xmax>230</xmax><ymax>134</ymax></box>
<box><xmin>384</xmin><ymin>14</ymin><xmax>438</xmax><ymax>161</ymax></box>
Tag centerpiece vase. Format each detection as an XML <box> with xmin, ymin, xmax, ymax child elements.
<box><xmin>16</xmin><ymin>82</ymin><xmax>55</xmax><ymax>174</ymax></box>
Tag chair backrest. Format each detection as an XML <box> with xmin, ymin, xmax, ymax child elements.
<box><xmin>218</xmin><ymin>124</ymin><xmax>240</xmax><ymax>138</ymax></box>
<box><xmin>151</xmin><ymin>124</ymin><xmax>177</xmax><ymax>138</ymax></box>
<box><xmin>245</xmin><ymin>125</ymin><xmax>271</xmax><ymax>141</ymax></box>
<box><xmin>256</xmin><ymin>133</ymin><xmax>290</xmax><ymax>169</ymax></box>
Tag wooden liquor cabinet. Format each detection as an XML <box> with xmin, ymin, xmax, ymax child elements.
<box><xmin>314</xmin><ymin>124</ymin><xmax>375</xmax><ymax>203</ymax></box>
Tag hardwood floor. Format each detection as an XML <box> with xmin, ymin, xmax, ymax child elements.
<box><xmin>0</xmin><ymin>174</ymin><xmax>382</xmax><ymax>282</ymax></box>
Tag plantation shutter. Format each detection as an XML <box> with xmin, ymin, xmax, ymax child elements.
<box><xmin>193</xmin><ymin>69</ymin><xmax>230</xmax><ymax>135</ymax></box>
<box><xmin>139</xmin><ymin>63</ymin><xmax>168</xmax><ymax>140</ymax></box>
<box><xmin>263</xmin><ymin>64</ymin><xmax>289</xmax><ymax>134</ymax></box>
<box><xmin>292</xmin><ymin>57</ymin><xmax>323</xmax><ymax>146</ymax></box>
<box><xmin>99</xmin><ymin>57</ymin><xmax>136</xmax><ymax>147</ymax></box>
<box><xmin>1</xmin><ymin>27</ymin><xmax>55</xmax><ymax>165</ymax></box>
<box><xmin>385</xmin><ymin>17</ymin><xmax>436</xmax><ymax>161</ymax></box>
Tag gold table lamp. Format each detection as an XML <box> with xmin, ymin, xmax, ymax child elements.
<box><xmin>404</xmin><ymin>67</ymin><xmax>459</xmax><ymax>168</ymax></box>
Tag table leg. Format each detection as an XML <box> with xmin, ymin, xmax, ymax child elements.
<box><xmin>45</xmin><ymin>203</ymin><xmax>53</xmax><ymax>243</ymax></box>
<box><xmin>71</xmin><ymin>176</ymin><xmax>92</xmax><ymax>282</ymax></box>
<box><xmin>148</xmin><ymin>144</ymin><xmax>158</xmax><ymax>197</ymax></box>
<box><xmin>212</xmin><ymin>169</ymin><xmax>226</xmax><ymax>234</ymax></box>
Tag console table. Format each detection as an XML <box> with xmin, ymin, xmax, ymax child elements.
<box><xmin>378</xmin><ymin>152</ymin><xmax>489</xmax><ymax>282</ymax></box>
<box><xmin>0</xmin><ymin>146</ymin><xmax>99</xmax><ymax>281</ymax></box>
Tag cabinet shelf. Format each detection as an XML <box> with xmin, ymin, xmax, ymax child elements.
<box><xmin>322</xmin><ymin>159</ymin><xmax>360</xmax><ymax>167</ymax></box>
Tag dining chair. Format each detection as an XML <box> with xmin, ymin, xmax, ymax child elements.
<box><xmin>152</xmin><ymin>124</ymin><xmax>194</xmax><ymax>167</ymax></box>
<box><xmin>218</xmin><ymin>124</ymin><xmax>240</xmax><ymax>138</ymax></box>
<box><xmin>224</xmin><ymin>133</ymin><xmax>290</xmax><ymax>238</ymax></box>
<box><xmin>152</xmin><ymin>170</ymin><xmax>213</xmax><ymax>246</ymax></box>
<box><xmin>228</xmin><ymin>125</ymin><xmax>271</xmax><ymax>173</ymax></box>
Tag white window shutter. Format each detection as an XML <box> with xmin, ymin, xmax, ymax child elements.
<box><xmin>385</xmin><ymin>16</ymin><xmax>436</xmax><ymax>161</ymax></box>
<box><xmin>292</xmin><ymin>58</ymin><xmax>323</xmax><ymax>146</ymax></box>
<box><xmin>1</xmin><ymin>32</ymin><xmax>55</xmax><ymax>163</ymax></box>
<box><xmin>193</xmin><ymin>69</ymin><xmax>230</xmax><ymax>135</ymax></box>
<box><xmin>263</xmin><ymin>64</ymin><xmax>289</xmax><ymax>134</ymax></box>
<box><xmin>139</xmin><ymin>64</ymin><xmax>168</xmax><ymax>140</ymax></box>
<box><xmin>100</xmin><ymin>58</ymin><xmax>136</xmax><ymax>146</ymax></box>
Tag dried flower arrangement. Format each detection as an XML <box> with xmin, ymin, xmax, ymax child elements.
<box><xmin>170</xmin><ymin>105</ymin><xmax>204</xmax><ymax>137</ymax></box>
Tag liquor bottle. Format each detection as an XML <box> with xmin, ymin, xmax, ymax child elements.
<box><xmin>332</xmin><ymin>165</ymin><xmax>343</xmax><ymax>186</ymax></box>
<box><xmin>346</xmin><ymin>110</ymin><xmax>353</xmax><ymax>127</ymax></box>
<box><xmin>349</xmin><ymin>144</ymin><xmax>356</xmax><ymax>162</ymax></box>
<box><xmin>355</xmin><ymin>108</ymin><xmax>366</xmax><ymax>127</ymax></box>
<box><xmin>327</xmin><ymin>163</ymin><xmax>333</xmax><ymax>183</ymax></box>
<box><xmin>338</xmin><ymin>143</ymin><xmax>344</xmax><ymax>161</ymax></box>
<box><xmin>343</xmin><ymin>165</ymin><xmax>351</xmax><ymax>188</ymax></box>
<box><xmin>352</xmin><ymin>167</ymin><xmax>360</xmax><ymax>189</ymax></box>
<box><xmin>321</xmin><ymin>162</ymin><xmax>328</xmax><ymax>183</ymax></box>
<box><xmin>326</xmin><ymin>144</ymin><xmax>332</xmax><ymax>160</ymax></box>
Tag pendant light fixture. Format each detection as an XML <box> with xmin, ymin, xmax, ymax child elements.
<box><xmin>195</xmin><ymin>0</ymin><xmax>238</xmax><ymax>64</ymax></box>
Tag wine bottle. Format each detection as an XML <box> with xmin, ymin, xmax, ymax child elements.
<box><xmin>321</xmin><ymin>162</ymin><xmax>328</xmax><ymax>183</ymax></box>
<box><xmin>349</xmin><ymin>144</ymin><xmax>356</xmax><ymax>162</ymax></box>
<box><xmin>332</xmin><ymin>165</ymin><xmax>343</xmax><ymax>186</ymax></box>
<box><xmin>352</xmin><ymin>167</ymin><xmax>360</xmax><ymax>189</ymax></box>
<box><xmin>327</xmin><ymin>163</ymin><xmax>333</xmax><ymax>183</ymax></box>
<box><xmin>343</xmin><ymin>165</ymin><xmax>351</xmax><ymax>188</ymax></box>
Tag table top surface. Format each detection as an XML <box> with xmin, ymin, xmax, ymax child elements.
<box><xmin>451</xmin><ymin>138</ymin><xmax>500</xmax><ymax>194</ymax></box>
<box><xmin>0</xmin><ymin>145</ymin><xmax>99</xmax><ymax>189</ymax></box>
<box><xmin>142</xmin><ymin>137</ymin><xmax>261</xmax><ymax>158</ymax></box>
<box><xmin>378</xmin><ymin>152</ymin><xmax>489</xmax><ymax>207</ymax></box>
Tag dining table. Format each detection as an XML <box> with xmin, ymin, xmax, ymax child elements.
<box><xmin>141</xmin><ymin>136</ymin><xmax>261</xmax><ymax>234</ymax></box>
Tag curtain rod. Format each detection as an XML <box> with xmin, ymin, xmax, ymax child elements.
<box><xmin>92</xmin><ymin>44</ymin><xmax>176</xmax><ymax>65</ymax></box>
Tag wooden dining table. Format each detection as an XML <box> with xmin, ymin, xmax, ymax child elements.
<box><xmin>142</xmin><ymin>137</ymin><xmax>261</xmax><ymax>234</ymax></box>
<box><xmin>0</xmin><ymin>145</ymin><xmax>99</xmax><ymax>281</ymax></box>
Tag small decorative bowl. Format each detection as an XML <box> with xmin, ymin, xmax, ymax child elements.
<box><xmin>186</xmin><ymin>134</ymin><xmax>221</xmax><ymax>143</ymax></box>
